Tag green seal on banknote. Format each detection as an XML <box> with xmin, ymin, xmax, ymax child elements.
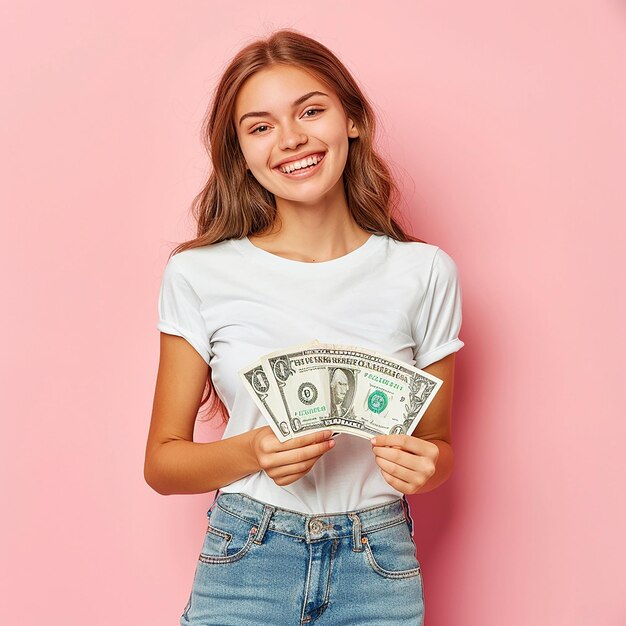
<box><xmin>367</xmin><ymin>390</ymin><xmax>388</xmax><ymax>413</ymax></box>
<box><xmin>298</xmin><ymin>382</ymin><xmax>318</xmax><ymax>405</ymax></box>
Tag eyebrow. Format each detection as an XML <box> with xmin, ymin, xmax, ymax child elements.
<box><xmin>238</xmin><ymin>91</ymin><xmax>329</xmax><ymax>126</ymax></box>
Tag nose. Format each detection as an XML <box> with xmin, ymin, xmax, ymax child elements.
<box><xmin>278</xmin><ymin>122</ymin><xmax>307</xmax><ymax>151</ymax></box>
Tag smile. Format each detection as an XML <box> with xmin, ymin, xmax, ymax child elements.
<box><xmin>274</xmin><ymin>153</ymin><xmax>326</xmax><ymax>179</ymax></box>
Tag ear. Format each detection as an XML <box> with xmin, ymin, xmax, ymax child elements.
<box><xmin>347</xmin><ymin>118</ymin><xmax>359</xmax><ymax>139</ymax></box>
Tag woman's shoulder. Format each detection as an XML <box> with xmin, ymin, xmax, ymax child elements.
<box><xmin>385</xmin><ymin>236</ymin><xmax>440</xmax><ymax>263</ymax></box>
<box><xmin>167</xmin><ymin>238</ymin><xmax>238</xmax><ymax>272</ymax></box>
<box><xmin>384</xmin><ymin>237</ymin><xmax>460</xmax><ymax>280</ymax></box>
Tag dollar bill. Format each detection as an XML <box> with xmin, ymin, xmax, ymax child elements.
<box><xmin>301</xmin><ymin>343</ymin><xmax>442</xmax><ymax>440</ymax></box>
<box><xmin>263</xmin><ymin>343</ymin><xmax>332</xmax><ymax>438</ymax></box>
<box><xmin>239</xmin><ymin>341</ymin><xmax>443</xmax><ymax>442</ymax></box>
<box><xmin>238</xmin><ymin>355</ymin><xmax>294</xmax><ymax>441</ymax></box>
<box><xmin>238</xmin><ymin>340</ymin><xmax>333</xmax><ymax>443</ymax></box>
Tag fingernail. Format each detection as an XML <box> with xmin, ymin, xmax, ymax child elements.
<box><xmin>329</xmin><ymin>439</ymin><xmax>335</xmax><ymax>447</ymax></box>
<box><xmin>371</xmin><ymin>437</ymin><xmax>377</xmax><ymax>445</ymax></box>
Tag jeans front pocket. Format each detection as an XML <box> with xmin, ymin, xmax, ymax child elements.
<box><xmin>362</xmin><ymin>518</ymin><xmax>422</xmax><ymax>579</ymax></box>
<box><xmin>198</xmin><ymin>504</ymin><xmax>259</xmax><ymax>565</ymax></box>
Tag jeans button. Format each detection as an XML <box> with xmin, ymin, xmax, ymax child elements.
<box><xmin>309</xmin><ymin>518</ymin><xmax>323</xmax><ymax>533</ymax></box>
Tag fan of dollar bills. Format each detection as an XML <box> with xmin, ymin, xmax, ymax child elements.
<box><xmin>239</xmin><ymin>340</ymin><xmax>443</xmax><ymax>443</ymax></box>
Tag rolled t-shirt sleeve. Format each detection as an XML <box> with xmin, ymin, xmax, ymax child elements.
<box><xmin>157</xmin><ymin>256</ymin><xmax>212</xmax><ymax>365</ymax></box>
<box><xmin>412</xmin><ymin>248</ymin><xmax>465</xmax><ymax>370</ymax></box>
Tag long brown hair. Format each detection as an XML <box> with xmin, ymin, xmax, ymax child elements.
<box><xmin>168</xmin><ymin>28</ymin><xmax>424</xmax><ymax>425</ymax></box>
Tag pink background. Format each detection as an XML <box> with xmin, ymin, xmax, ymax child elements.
<box><xmin>2</xmin><ymin>1</ymin><xmax>625</xmax><ymax>624</ymax></box>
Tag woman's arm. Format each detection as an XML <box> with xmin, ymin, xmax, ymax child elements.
<box><xmin>410</xmin><ymin>352</ymin><xmax>456</xmax><ymax>493</ymax></box>
<box><xmin>145</xmin><ymin>435</ymin><xmax>261</xmax><ymax>496</ymax></box>
<box><xmin>143</xmin><ymin>333</ymin><xmax>261</xmax><ymax>495</ymax></box>
<box><xmin>144</xmin><ymin>334</ymin><xmax>336</xmax><ymax>495</ymax></box>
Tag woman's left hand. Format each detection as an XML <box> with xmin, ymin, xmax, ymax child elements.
<box><xmin>370</xmin><ymin>434</ymin><xmax>439</xmax><ymax>495</ymax></box>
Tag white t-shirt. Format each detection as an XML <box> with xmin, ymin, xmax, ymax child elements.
<box><xmin>157</xmin><ymin>233</ymin><xmax>464</xmax><ymax>514</ymax></box>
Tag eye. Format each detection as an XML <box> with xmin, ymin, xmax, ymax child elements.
<box><xmin>303</xmin><ymin>108</ymin><xmax>324</xmax><ymax>117</ymax></box>
<box><xmin>251</xmin><ymin>125</ymin><xmax>270</xmax><ymax>135</ymax></box>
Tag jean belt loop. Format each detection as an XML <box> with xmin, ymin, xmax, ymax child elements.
<box><xmin>402</xmin><ymin>495</ymin><xmax>414</xmax><ymax>535</ymax></box>
<box><xmin>207</xmin><ymin>488</ymin><xmax>221</xmax><ymax>519</ymax></box>
<box><xmin>348</xmin><ymin>512</ymin><xmax>364</xmax><ymax>552</ymax></box>
<box><xmin>252</xmin><ymin>503</ymin><xmax>275</xmax><ymax>545</ymax></box>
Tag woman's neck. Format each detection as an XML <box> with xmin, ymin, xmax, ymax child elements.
<box><xmin>250</xmin><ymin>185</ymin><xmax>371</xmax><ymax>263</ymax></box>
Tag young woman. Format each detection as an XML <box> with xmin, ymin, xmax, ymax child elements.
<box><xmin>144</xmin><ymin>29</ymin><xmax>464</xmax><ymax>626</ymax></box>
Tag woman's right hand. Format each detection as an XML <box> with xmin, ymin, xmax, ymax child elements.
<box><xmin>250</xmin><ymin>426</ymin><xmax>336</xmax><ymax>486</ymax></box>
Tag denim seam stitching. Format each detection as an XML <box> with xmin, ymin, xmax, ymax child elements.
<box><xmin>214</xmin><ymin>501</ymin><xmax>405</xmax><ymax>540</ymax></box>
<box><xmin>206</xmin><ymin>525</ymin><xmax>231</xmax><ymax>541</ymax></box>
<box><xmin>300</xmin><ymin>542</ymin><xmax>314</xmax><ymax>623</ymax></box>
<box><xmin>323</xmin><ymin>538</ymin><xmax>339</xmax><ymax>606</ymax></box>
<box><xmin>363</xmin><ymin>541</ymin><xmax>422</xmax><ymax>579</ymax></box>
<box><xmin>252</xmin><ymin>505</ymin><xmax>274</xmax><ymax>545</ymax></box>
<box><xmin>366</xmin><ymin>517</ymin><xmax>407</xmax><ymax>533</ymax></box>
<box><xmin>198</xmin><ymin>527</ymin><xmax>257</xmax><ymax>564</ymax></box>
<box><xmin>348</xmin><ymin>512</ymin><xmax>361</xmax><ymax>552</ymax></box>
<box><xmin>217</xmin><ymin>492</ymin><xmax>403</xmax><ymax>518</ymax></box>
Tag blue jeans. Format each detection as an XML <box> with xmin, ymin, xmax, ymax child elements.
<box><xmin>180</xmin><ymin>490</ymin><xmax>425</xmax><ymax>625</ymax></box>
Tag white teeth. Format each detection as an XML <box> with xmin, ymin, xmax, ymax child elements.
<box><xmin>280</xmin><ymin>153</ymin><xmax>324</xmax><ymax>174</ymax></box>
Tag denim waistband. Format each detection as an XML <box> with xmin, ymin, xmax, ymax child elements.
<box><xmin>210</xmin><ymin>490</ymin><xmax>414</xmax><ymax>544</ymax></box>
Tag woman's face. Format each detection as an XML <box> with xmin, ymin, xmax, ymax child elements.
<box><xmin>233</xmin><ymin>65</ymin><xmax>359</xmax><ymax>206</ymax></box>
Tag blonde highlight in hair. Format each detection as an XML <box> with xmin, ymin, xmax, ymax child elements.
<box><xmin>169</xmin><ymin>29</ymin><xmax>424</xmax><ymax>426</ymax></box>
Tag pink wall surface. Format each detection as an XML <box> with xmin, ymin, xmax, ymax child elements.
<box><xmin>2</xmin><ymin>2</ymin><xmax>625</xmax><ymax>624</ymax></box>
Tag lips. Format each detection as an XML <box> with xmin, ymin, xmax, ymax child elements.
<box><xmin>274</xmin><ymin>153</ymin><xmax>326</xmax><ymax>178</ymax></box>
<box><xmin>274</xmin><ymin>150</ymin><xmax>326</xmax><ymax>169</ymax></box>
<box><xmin>277</xmin><ymin>157</ymin><xmax>326</xmax><ymax>182</ymax></box>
